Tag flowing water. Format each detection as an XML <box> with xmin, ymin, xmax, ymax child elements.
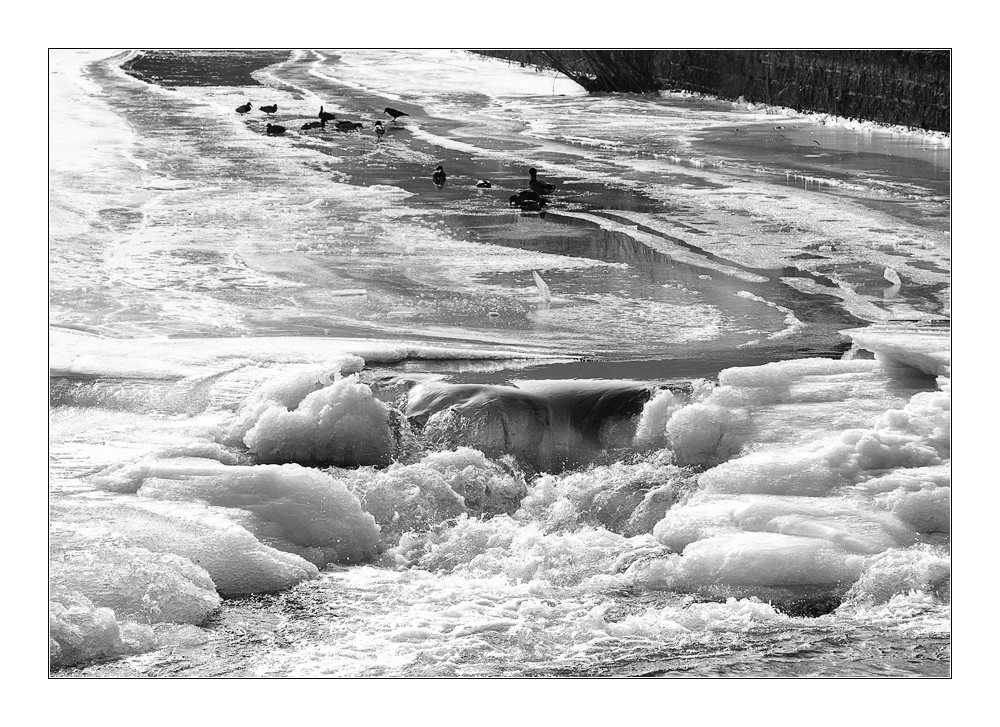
<box><xmin>49</xmin><ymin>49</ymin><xmax>950</xmax><ymax>677</ymax></box>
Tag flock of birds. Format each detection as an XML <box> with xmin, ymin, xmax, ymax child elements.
<box><xmin>235</xmin><ymin>100</ymin><xmax>557</xmax><ymax>211</ymax></box>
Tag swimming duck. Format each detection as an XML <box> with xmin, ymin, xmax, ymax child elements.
<box><xmin>476</xmin><ymin>180</ymin><xmax>492</xmax><ymax>188</ymax></box>
<box><xmin>509</xmin><ymin>190</ymin><xmax>546</xmax><ymax>206</ymax></box>
<box><xmin>260</xmin><ymin>104</ymin><xmax>278</xmax><ymax>114</ymax></box>
<box><xmin>236</xmin><ymin>101</ymin><xmax>252</xmax><ymax>114</ymax></box>
<box><xmin>432</xmin><ymin>165</ymin><xmax>446</xmax><ymax>188</ymax></box>
<box><xmin>374</xmin><ymin>120</ymin><xmax>385</xmax><ymax>141</ymax></box>
<box><xmin>265</xmin><ymin>123</ymin><xmax>286</xmax><ymax>136</ymax></box>
<box><xmin>384</xmin><ymin>107</ymin><xmax>409</xmax><ymax>123</ymax></box>
<box><xmin>528</xmin><ymin>168</ymin><xmax>555</xmax><ymax>194</ymax></box>
<box><xmin>319</xmin><ymin>106</ymin><xmax>336</xmax><ymax>122</ymax></box>
<box><xmin>510</xmin><ymin>196</ymin><xmax>546</xmax><ymax>212</ymax></box>
<box><xmin>335</xmin><ymin>120</ymin><xmax>363</xmax><ymax>132</ymax></box>
<box><xmin>301</xmin><ymin>120</ymin><xmax>326</xmax><ymax>130</ymax></box>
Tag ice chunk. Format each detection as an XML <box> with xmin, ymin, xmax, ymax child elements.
<box><xmin>132</xmin><ymin>459</ymin><xmax>381</xmax><ymax>565</ymax></box>
<box><xmin>665</xmin><ymin>402</ymin><xmax>752</xmax><ymax>467</ymax></box>
<box><xmin>846</xmin><ymin>326</ymin><xmax>950</xmax><ymax>377</ymax></box>
<box><xmin>675</xmin><ymin>532</ymin><xmax>866</xmax><ymax>588</ymax></box>
<box><xmin>50</xmin><ymin>547</ymin><xmax>220</xmax><ymax>624</ymax></box>
<box><xmin>654</xmin><ymin>495</ymin><xmax>914</xmax><ymax>555</ymax></box>
<box><xmin>633</xmin><ymin>388</ymin><xmax>683</xmax><ymax>449</ymax></box>
<box><xmin>49</xmin><ymin>589</ymin><xmax>157</xmax><ymax>668</ymax></box>
<box><xmin>51</xmin><ymin>499</ymin><xmax>319</xmax><ymax>596</ymax></box>
<box><xmin>233</xmin><ymin>373</ymin><xmax>395</xmax><ymax>467</ymax></box>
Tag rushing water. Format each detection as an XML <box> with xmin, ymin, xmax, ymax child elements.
<box><xmin>49</xmin><ymin>49</ymin><xmax>950</xmax><ymax>677</ymax></box>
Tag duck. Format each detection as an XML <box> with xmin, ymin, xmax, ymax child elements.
<box><xmin>432</xmin><ymin>165</ymin><xmax>446</xmax><ymax>188</ymax></box>
<box><xmin>260</xmin><ymin>103</ymin><xmax>278</xmax><ymax>115</ymax></box>
<box><xmin>319</xmin><ymin>106</ymin><xmax>336</xmax><ymax>123</ymax></box>
<box><xmin>335</xmin><ymin>120</ymin><xmax>364</xmax><ymax>132</ymax></box>
<box><xmin>528</xmin><ymin>168</ymin><xmax>556</xmax><ymax>194</ymax></box>
<box><xmin>265</xmin><ymin>123</ymin><xmax>287</xmax><ymax>136</ymax></box>
<box><xmin>236</xmin><ymin>101</ymin><xmax>252</xmax><ymax>114</ymax></box>
<box><xmin>384</xmin><ymin>107</ymin><xmax>409</xmax><ymax>123</ymax></box>
<box><xmin>510</xmin><ymin>197</ymin><xmax>546</xmax><ymax>212</ymax></box>
<box><xmin>374</xmin><ymin>120</ymin><xmax>385</xmax><ymax>141</ymax></box>
<box><xmin>301</xmin><ymin>119</ymin><xmax>326</xmax><ymax>130</ymax></box>
<box><xmin>509</xmin><ymin>191</ymin><xmax>547</xmax><ymax>211</ymax></box>
<box><xmin>476</xmin><ymin>180</ymin><xmax>492</xmax><ymax>188</ymax></box>
<box><xmin>509</xmin><ymin>190</ymin><xmax>546</xmax><ymax>206</ymax></box>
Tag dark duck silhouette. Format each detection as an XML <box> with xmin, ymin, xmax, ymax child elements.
<box><xmin>528</xmin><ymin>168</ymin><xmax>556</xmax><ymax>194</ymax></box>
<box><xmin>260</xmin><ymin>103</ymin><xmax>278</xmax><ymax>115</ymax></box>
<box><xmin>384</xmin><ymin>107</ymin><xmax>409</xmax><ymax>124</ymax></box>
<box><xmin>432</xmin><ymin>165</ymin><xmax>446</xmax><ymax>188</ymax></box>
<box><xmin>236</xmin><ymin>101</ymin><xmax>252</xmax><ymax>114</ymax></box>
<box><xmin>265</xmin><ymin>123</ymin><xmax>287</xmax><ymax>136</ymax></box>
<box><xmin>301</xmin><ymin>119</ymin><xmax>326</xmax><ymax>130</ymax></box>
<box><xmin>476</xmin><ymin>180</ymin><xmax>492</xmax><ymax>188</ymax></box>
<box><xmin>318</xmin><ymin>106</ymin><xmax>336</xmax><ymax>123</ymax></box>
<box><xmin>509</xmin><ymin>190</ymin><xmax>547</xmax><ymax>211</ymax></box>
<box><xmin>335</xmin><ymin>120</ymin><xmax>364</xmax><ymax>132</ymax></box>
<box><xmin>374</xmin><ymin>120</ymin><xmax>385</xmax><ymax>141</ymax></box>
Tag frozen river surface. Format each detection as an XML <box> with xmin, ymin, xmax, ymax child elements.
<box><xmin>49</xmin><ymin>49</ymin><xmax>950</xmax><ymax>677</ymax></box>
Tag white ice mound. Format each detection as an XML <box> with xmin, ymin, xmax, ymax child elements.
<box><xmin>94</xmin><ymin>457</ymin><xmax>381</xmax><ymax>566</ymax></box>
<box><xmin>653</xmin><ymin>495</ymin><xmax>915</xmax><ymax>555</ymax></box>
<box><xmin>633</xmin><ymin>388</ymin><xmax>684</xmax><ymax>450</ymax></box>
<box><xmin>846</xmin><ymin>325</ymin><xmax>951</xmax><ymax>377</ymax></box>
<box><xmin>338</xmin><ymin>447</ymin><xmax>527</xmax><ymax>543</ymax></box>
<box><xmin>859</xmin><ymin>465</ymin><xmax>951</xmax><ymax>534</ymax></box>
<box><xmin>229</xmin><ymin>369</ymin><xmax>394</xmax><ymax>467</ymax></box>
<box><xmin>675</xmin><ymin>532</ymin><xmax>867</xmax><ymax>588</ymax></box>
<box><xmin>51</xmin><ymin>499</ymin><xmax>319</xmax><ymax>596</ymax></box>
<box><xmin>49</xmin><ymin>589</ymin><xmax>157</xmax><ymax>668</ymax></box>
<box><xmin>50</xmin><ymin>547</ymin><xmax>220</xmax><ymax>624</ymax></box>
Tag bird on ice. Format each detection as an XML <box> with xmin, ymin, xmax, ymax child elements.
<box><xmin>528</xmin><ymin>167</ymin><xmax>556</xmax><ymax>194</ymax></box>
<box><xmin>432</xmin><ymin>165</ymin><xmax>446</xmax><ymax>188</ymax></box>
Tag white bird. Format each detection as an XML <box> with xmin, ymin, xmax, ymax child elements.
<box><xmin>532</xmin><ymin>271</ymin><xmax>551</xmax><ymax>302</ymax></box>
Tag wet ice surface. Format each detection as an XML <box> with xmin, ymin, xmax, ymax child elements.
<box><xmin>49</xmin><ymin>50</ymin><xmax>950</xmax><ymax>677</ymax></box>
